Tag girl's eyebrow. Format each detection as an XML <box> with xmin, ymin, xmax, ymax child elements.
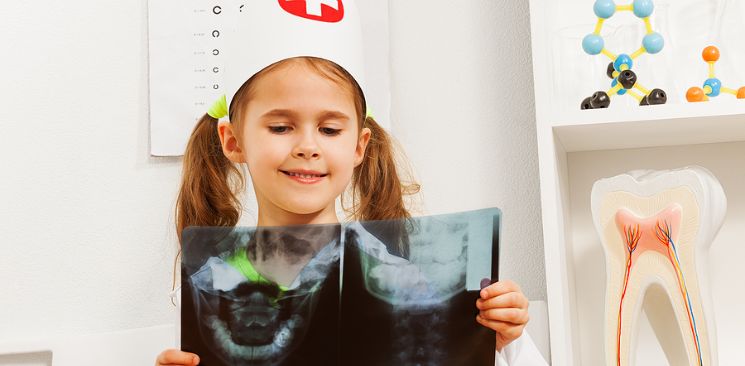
<box><xmin>260</xmin><ymin>109</ymin><xmax>297</xmax><ymax>120</ymax></box>
<box><xmin>260</xmin><ymin>109</ymin><xmax>351</xmax><ymax>122</ymax></box>
<box><xmin>316</xmin><ymin>110</ymin><xmax>351</xmax><ymax>122</ymax></box>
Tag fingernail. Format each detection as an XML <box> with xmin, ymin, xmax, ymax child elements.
<box><xmin>193</xmin><ymin>356</ymin><xmax>200</xmax><ymax>365</ymax></box>
<box><xmin>480</xmin><ymin>278</ymin><xmax>491</xmax><ymax>289</ymax></box>
<box><xmin>481</xmin><ymin>277</ymin><xmax>498</xmax><ymax>289</ymax></box>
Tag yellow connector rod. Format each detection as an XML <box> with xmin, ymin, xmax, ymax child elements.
<box><xmin>634</xmin><ymin>84</ymin><xmax>651</xmax><ymax>95</ymax></box>
<box><xmin>594</xmin><ymin>19</ymin><xmax>605</xmax><ymax>35</ymax></box>
<box><xmin>627</xmin><ymin>89</ymin><xmax>644</xmax><ymax>102</ymax></box>
<box><xmin>608</xmin><ymin>83</ymin><xmax>623</xmax><ymax>97</ymax></box>
<box><xmin>721</xmin><ymin>88</ymin><xmax>738</xmax><ymax>95</ymax></box>
<box><xmin>631</xmin><ymin>47</ymin><xmax>646</xmax><ymax>59</ymax></box>
<box><xmin>602</xmin><ymin>48</ymin><xmax>618</xmax><ymax>60</ymax></box>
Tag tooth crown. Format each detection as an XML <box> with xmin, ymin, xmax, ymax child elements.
<box><xmin>289</xmin><ymin>172</ymin><xmax>322</xmax><ymax>178</ymax></box>
<box><xmin>591</xmin><ymin>166</ymin><xmax>726</xmax><ymax>366</ymax></box>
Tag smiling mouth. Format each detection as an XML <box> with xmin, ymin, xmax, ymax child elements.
<box><xmin>280</xmin><ymin>171</ymin><xmax>328</xmax><ymax>179</ymax></box>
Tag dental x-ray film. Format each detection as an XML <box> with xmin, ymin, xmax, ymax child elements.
<box><xmin>180</xmin><ymin>207</ymin><xmax>501</xmax><ymax>365</ymax></box>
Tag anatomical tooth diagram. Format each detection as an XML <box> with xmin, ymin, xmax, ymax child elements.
<box><xmin>591</xmin><ymin>167</ymin><xmax>725</xmax><ymax>366</ymax></box>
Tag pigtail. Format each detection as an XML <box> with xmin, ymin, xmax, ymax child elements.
<box><xmin>175</xmin><ymin>113</ymin><xmax>245</xmax><ymax>243</ymax></box>
<box><xmin>349</xmin><ymin>116</ymin><xmax>420</xmax><ymax>258</ymax></box>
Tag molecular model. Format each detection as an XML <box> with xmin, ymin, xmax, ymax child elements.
<box><xmin>580</xmin><ymin>0</ymin><xmax>668</xmax><ymax>110</ymax></box>
<box><xmin>686</xmin><ymin>46</ymin><xmax>745</xmax><ymax>102</ymax></box>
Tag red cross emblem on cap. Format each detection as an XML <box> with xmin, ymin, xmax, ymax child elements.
<box><xmin>278</xmin><ymin>0</ymin><xmax>345</xmax><ymax>23</ymax></box>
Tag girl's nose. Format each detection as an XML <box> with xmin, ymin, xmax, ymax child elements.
<box><xmin>292</xmin><ymin>131</ymin><xmax>321</xmax><ymax>159</ymax></box>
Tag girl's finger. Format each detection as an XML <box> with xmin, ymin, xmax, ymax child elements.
<box><xmin>476</xmin><ymin>291</ymin><xmax>528</xmax><ymax>310</ymax></box>
<box><xmin>476</xmin><ymin>315</ymin><xmax>526</xmax><ymax>340</ymax></box>
<box><xmin>156</xmin><ymin>349</ymin><xmax>200</xmax><ymax>366</ymax></box>
<box><xmin>479</xmin><ymin>307</ymin><xmax>530</xmax><ymax>325</ymax></box>
<box><xmin>479</xmin><ymin>280</ymin><xmax>521</xmax><ymax>300</ymax></box>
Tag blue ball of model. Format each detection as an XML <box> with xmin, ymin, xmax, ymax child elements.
<box><xmin>704</xmin><ymin>78</ymin><xmax>722</xmax><ymax>97</ymax></box>
<box><xmin>633</xmin><ymin>0</ymin><xmax>654</xmax><ymax>18</ymax></box>
<box><xmin>643</xmin><ymin>32</ymin><xmax>664</xmax><ymax>54</ymax></box>
<box><xmin>613</xmin><ymin>54</ymin><xmax>633</xmax><ymax>71</ymax></box>
<box><xmin>594</xmin><ymin>0</ymin><xmax>616</xmax><ymax>19</ymax></box>
<box><xmin>583</xmin><ymin>34</ymin><xmax>605</xmax><ymax>55</ymax></box>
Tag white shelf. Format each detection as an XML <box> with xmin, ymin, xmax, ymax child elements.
<box><xmin>551</xmin><ymin>100</ymin><xmax>745</xmax><ymax>127</ymax></box>
<box><xmin>553</xmin><ymin>102</ymin><xmax>745</xmax><ymax>152</ymax></box>
<box><xmin>528</xmin><ymin>0</ymin><xmax>745</xmax><ymax>364</ymax></box>
<box><xmin>565</xmin><ymin>142</ymin><xmax>745</xmax><ymax>366</ymax></box>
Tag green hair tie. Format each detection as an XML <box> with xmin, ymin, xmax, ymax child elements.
<box><xmin>207</xmin><ymin>95</ymin><xmax>228</xmax><ymax>119</ymax></box>
<box><xmin>365</xmin><ymin>108</ymin><xmax>373</xmax><ymax>120</ymax></box>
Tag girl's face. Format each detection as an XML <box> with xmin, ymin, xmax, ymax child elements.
<box><xmin>219</xmin><ymin>61</ymin><xmax>371</xmax><ymax>225</ymax></box>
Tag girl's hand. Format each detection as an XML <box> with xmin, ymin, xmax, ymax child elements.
<box><xmin>155</xmin><ymin>349</ymin><xmax>200</xmax><ymax>366</ymax></box>
<box><xmin>475</xmin><ymin>279</ymin><xmax>530</xmax><ymax>352</ymax></box>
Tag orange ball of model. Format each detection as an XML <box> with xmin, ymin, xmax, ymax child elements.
<box><xmin>686</xmin><ymin>87</ymin><xmax>706</xmax><ymax>102</ymax></box>
<box><xmin>702</xmin><ymin>46</ymin><xmax>720</xmax><ymax>62</ymax></box>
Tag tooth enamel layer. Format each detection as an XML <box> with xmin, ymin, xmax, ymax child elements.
<box><xmin>591</xmin><ymin>167</ymin><xmax>726</xmax><ymax>366</ymax></box>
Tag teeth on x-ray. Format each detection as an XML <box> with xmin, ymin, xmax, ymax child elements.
<box><xmin>591</xmin><ymin>167</ymin><xmax>725</xmax><ymax>366</ymax></box>
<box><xmin>409</xmin><ymin>219</ymin><xmax>469</xmax><ymax>294</ymax></box>
<box><xmin>208</xmin><ymin>314</ymin><xmax>301</xmax><ymax>363</ymax></box>
<box><xmin>355</xmin><ymin>216</ymin><xmax>469</xmax><ymax>306</ymax></box>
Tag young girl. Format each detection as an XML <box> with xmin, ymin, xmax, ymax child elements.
<box><xmin>155</xmin><ymin>56</ymin><xmax>541</xmax><ymax>366</ymax></box>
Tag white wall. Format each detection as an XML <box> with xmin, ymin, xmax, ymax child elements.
<box><xmin>0</xmin><ymin>0</ymin><xmax>181</xmax><ymax>344</ymax></box>
<box><xmin>390</xmin><ymin>0</ymin><xmax>546</xmax><ymax>301</ymax></box>
<box><xmin>0</xmin><ymin>0</ymin><xmax>546</xmax><ymax>357</ymax></box>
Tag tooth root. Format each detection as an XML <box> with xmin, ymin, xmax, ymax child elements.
<box><xmin>592</xmin><ymin>167</ymin><xmax>725</xmax><ymax>366</ymax></box>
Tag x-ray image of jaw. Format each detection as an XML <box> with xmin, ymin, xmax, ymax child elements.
<box><xmin>340</xmin><ymin>208</ymin><xmax>501</xmax><ymax>366</ymax></box>
<box><xmin>181</xmin><ymin>224</ymin><xmax>342</xmax><ymax>366</ymax></box>
<box><xmin>359</xmin><ymin>216</ymin><xmax>471</xmax><ymax>305</ymax></box>
<box><xmin>181</xmin><ymin>208</ymin><xmax>501</xmax><ymax>366</ymax></box>
<box><xmin>347</xmin><ymin>216</ymin><xmax>472</xmax><ymax>365</ymax></box>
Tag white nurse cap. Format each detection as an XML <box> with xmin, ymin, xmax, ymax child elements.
<box><xmin>207</xmin><ymin>0</ymin><xmax>366</xmax><ymax>122</ymax></box>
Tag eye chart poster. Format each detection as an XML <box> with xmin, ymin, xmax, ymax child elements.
<box><xmin>147</xmin><ymin>0</ymin><xmax>390</xmax><ymax>156</ymax></box>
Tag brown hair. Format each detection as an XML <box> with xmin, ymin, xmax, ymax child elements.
<box><xmin>175</xmin><ymin>57</ymin><xmax>419</xmax><ymax>256</ymax></box>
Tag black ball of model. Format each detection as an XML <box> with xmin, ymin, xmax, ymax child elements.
<box><xmin>640</xmin><ymin>88</ymin><xmax>667</xmax><ymax>106</ymax></box>
<box><xmin>581</xmin><ymin>91</ymin><xmax>610</xmax><ymax>109</ymax></box>
<box><xmin>606</xmin><ymin>63</ymin><xmax>616</xmax><ymax>79</ymax></box>
<box><xmin>618</xmin><ymin>70</ymin><xmax>637</xmax><ymax>89</ymax></box>
<box><xmin>648</xmin><ymin>88</ymin><xmax>667</xmax><ymax>104</ymax></box>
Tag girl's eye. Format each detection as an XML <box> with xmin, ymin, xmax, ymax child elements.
<box><xmin>320</xmin><ymin>127</ymin><xmax>341</xmax><ymax>136</ymax></box>
<box><xmin>269</xmin><ymin>126</ymin><xmax>291</xmax><ymax>134</ymax></box>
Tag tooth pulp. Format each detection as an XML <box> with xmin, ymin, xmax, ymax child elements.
<box><xmin>591</xmin><ymin>167</ymin><xmax>725</xmax><ymax>366</ymax></box>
